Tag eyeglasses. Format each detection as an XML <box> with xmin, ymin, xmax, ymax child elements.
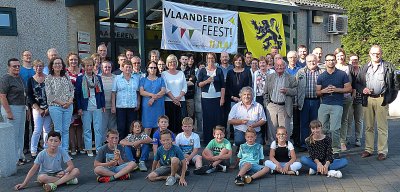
<box><xmin>11</xmin><ymin>65</ymin><xmax>21</xmax><ymax>68</ymax></box>
<box><xmin>157</xmin><ymin>64</ymin><xmax>165</xmax><ymax>66</ymax></box>
<box><xmin>148</xmin><ymin>67</ymin><xmax>157</xmax><ymax>69</ymax></box>
<box><xmin>371</xmin><ymin>53</ymin><xmax>381</xmax><ymax>56</ymax></box>
<box><xmin>35</xmin><ymin>65</ymin><xmax>44</xmax><ymax>68</ymax></box>
<box><xmin>277</xmin><ymin>133</ymin><xmax>286</xmax><ymax>136</ymax></box>
<box><xmin>53</xmin><ymin>63</ymin><xmax>63</xmax><ymax>66</ymax></box>
<box><xmin>103</xmin><ymin>66</ymin><xmax>112</xmax><ymax>68</ymax></box>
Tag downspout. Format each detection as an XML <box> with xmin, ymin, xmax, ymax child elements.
<box><xmin>138</xmin><ymin>0</ymin><xmax>146</xmax><ymax>67</ymax></box>
<box><xmin>307</xmin><ymin>10</ymin><xmax>312</xmax><ymax>51</ymax></box>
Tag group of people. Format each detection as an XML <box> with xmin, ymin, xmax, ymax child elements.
<box><xmin>1</xmin><ymin>43</ymin><xmax>399</xmax><ymax>190</ymax></box>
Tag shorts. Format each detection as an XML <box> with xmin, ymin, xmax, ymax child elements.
<box><xmin>97</xmin><ymin>162</ymin><xmax>129</xmax><ymax>174</ymax></box>
<box><xmin>239</xmin><ymin>162</ymin><xmax>264</xmax><ymax>174</ymax></box>
<box><xmin>153</xmin><ymin>163</ymin><xmax>182</xmax><ymax>176</ymax></box>
<box><xmin>42</xmin><ymin>171</ymin><xmax>62</xmax><ymax>177</ymax></box>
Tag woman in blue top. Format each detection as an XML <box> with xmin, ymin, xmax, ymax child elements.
<box><xmin>197</xmin><ymin>52</ymin><xmax>225</xmax><ymax>144</ymax></box>
<box><xmin>75</xmin><ymin>58</ymin><xmax>105</xmax><ymax>156</ymax></box>
<box><xmin>111</xmin><ymin>60</ymin><xmax>140</xmax><ymax>139</ymax></box>
<box><xmin>140</xmin><ymin>61</ymin><xmax>166</xmax><ymax>136</ymax></box>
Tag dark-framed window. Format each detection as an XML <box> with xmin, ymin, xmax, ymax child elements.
<box><xmin>0</xmin><ymin>7</ymin><xmax>17</xmax><ymax>36</ymax></box>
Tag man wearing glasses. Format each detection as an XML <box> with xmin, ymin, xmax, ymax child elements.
<box><xmin>316</xmin><ymin>54</ymin><xmax>352</xmax><ymax>159</ymax></box>
<box><xmin>357</xmin><ymin>45</ymin><xmax>399</xmax><ymax>161</ymax></box>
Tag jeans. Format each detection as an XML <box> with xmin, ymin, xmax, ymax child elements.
<box><xmin>116</xmin><ymin>108</ymin><xmax>137</xmax><ymax>139</ymax></box>
<box><xmin>318</xmin><ymin>104</ymin><xmax>343</xmax><ymax>153</ymax></box>
<box><xmin>234</xmin><ymin>129</ymin><xmax>263</xmax><ymax>146</ymax></box>
<box><xmin>264</xmin><ymin>160</ymin><xmax>302</xmax><ymax>171</ymax></box>
<box><xmin>1</xmin><ymin>105</ymin><xmax>26</xmax><ymax>161</ymax></box>
<box><xmin>347</xmin><ymin>103</ymin><xmax>363</xmax><ymax>141</ymax></box>
<box><xmin>300</xmin><ymin>156</ymin><xmax>348</xmax><ymax>171</ymax></box>
<box><xmin>31</xmin><ymin>108</ymin><xmax>51</xmax><ymax>153</ymax></box>
<box><xmin>49</xmin><ymin>105</ymin><xmax>73</xmax><ymax>153</ymax></box>
<box><xmin>300</xmin><ymin>99</ymin><xmax>320</xmax><ymax>147</ymax></box>
<box><xmin>340</xmin><ymin>97</ymin><xmax>353</xmax><ymax>144</ymax></box>
<box><xmin>82</xmin><ymin>109</ymin><xmax>103</xmax><ymax>151</ymax></box>
<box><xmin>124</xmin><ymin>144</ymin><xmax>150</xmax><ymax>162</ymax></box>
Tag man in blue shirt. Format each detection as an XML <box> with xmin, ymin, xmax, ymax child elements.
<box><xmin>296</xmin><ymin>45</ymin><xmax>307</xmax><ymax>68</ymax></box>
<box><xmin>316</xmin><ymin>54</ymin><xmax>352</xmax><ymax>158</ymax></box>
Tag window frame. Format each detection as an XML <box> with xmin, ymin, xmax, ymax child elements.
<box><xmin>0</xmin><ymin>7</ymin><xmax>17</xmax><ymax>36</ymax></box>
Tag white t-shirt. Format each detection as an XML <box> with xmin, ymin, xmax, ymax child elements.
<box><xmin>175</xmin><ymin>132</ymin><xmax>201</xmax><ymax>154</ymax></box>
<box><xmin>161</xmin><ymin>71</ymin><xmax>187</xmax><ymax>101</ymax></box>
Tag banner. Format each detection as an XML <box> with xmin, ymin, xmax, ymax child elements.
<box><xmin>239</xmin><ymin>12</ymin><xmax>286</xmax><ymax>58</ymax></box>
<box><xmin>161</xmin><ymin>1</ymin><xmax>238</xmax><ymax>54</ymax></box>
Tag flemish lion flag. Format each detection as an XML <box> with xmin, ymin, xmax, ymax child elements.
<box><xmin>239</xmin><ymin>12</ymin><xmax>286</xmax><ymax>58</ymax></box>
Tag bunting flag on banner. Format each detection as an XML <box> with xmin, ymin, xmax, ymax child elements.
<box><xmin>239</xmin><ymin>12</ymin><xmax>287</xmax><ymax>57</ymax></box>
<box><xmin>161</xmin><ymin>1</ymin><xmax>238</xmax><ymax>53</ymax></box>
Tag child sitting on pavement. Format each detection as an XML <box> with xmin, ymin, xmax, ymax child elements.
<box><xmin>15</xmin><ymin>131</ymin><xmax>80</xmax><ymax>191</ymax></box>
<box><xmin>94</xmin><ymin>129</ymin><xmax>137</xmax><ymax>183</ymax></box>
<box><xmin>300</xmin><ymin>120</ymin><xmax>348</xmax><ymax>178</ymax></box>
<box><xmin>175</xmin><ymin>117</ymin><xmax>203</xmax><ymax>171</ymax></box>
<box><xmin>152</xmin><ymin>115</ymin><xmax>176</xmax><ymax>155</ymax></box>
<box><xmin>147</xmin><ymin>130</ymin><xmax>188</xmax><ymax>186</ymax></box>
<box><xmin>120</xmin><ymin>121</ymin><xmax>152</xmax><ymax>172</ymax></box>
<box><xmin>234</xmin><ymin>129</ymin><xmax>270</xmax><ymax>186</ymax></box>
<box><xmin>264</xmin><ymin>126</ymin><xmax>302</xmax><ymax>175</ymax></box>
<box><xmin>199</xmin><ymin>125</ymin><xmax>232</xmax><ymax>174</ymax></box>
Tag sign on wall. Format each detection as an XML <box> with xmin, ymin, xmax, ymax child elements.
<box><xmin>77</xmin><ymin>31</ymin><xmax>91</xmax><ymax>59</ymax></box>
<box><xmin>161</xmin><ymin>1</ymin><xmax>238</xmax><ymax>54</ymax></box>
<box><xmin>240</xmin><ymin>12</ymin><xmax>286</xmax><ymax>57</ymax></box>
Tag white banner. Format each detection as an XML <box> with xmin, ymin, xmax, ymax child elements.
<box><xmin>161</xmin><ymin>1</ymin><xmax>238</xmax><ymax>54</ymax></box>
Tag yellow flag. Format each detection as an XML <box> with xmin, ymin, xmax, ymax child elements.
<box><xmin>239</xmin><ymin>12</ymin><xmax>286</xmax><ymax>58</ymax></box>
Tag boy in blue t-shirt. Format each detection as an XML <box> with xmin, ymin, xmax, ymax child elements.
<box><xmin>15</xmin><ymin>131</ymin><xmax>80</xmax><ymax>191</ymax></box>
<box><xmin>235</xmin><ymin>129</ymin><xmax>270</xmax><ymax>186</ymax></box>
<box><xmin>152</xmin><ymin>115</ymin><xmax>176</xmax><ymax>155</ymax></box>
<box><xmin>147</xmin><ymin>130</ymin><xmax>188</xmax><ymax>186</ymax></box>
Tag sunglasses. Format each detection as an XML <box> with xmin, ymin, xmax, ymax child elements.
<box><xmin>148</xmin><ymin>67</ymin><xmax>157</xmax><ymax>69</ymax></box>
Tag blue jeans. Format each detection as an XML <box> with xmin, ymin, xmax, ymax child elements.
<box><xmin>300</xmin><ymin>99</ymin><xmax>320</xmax><ymax>147</ymax></box>
<box><xmin>300</xmin><ymin>156</ymin><xmax>348</xmax><ymax>171</ymax></box>
<box><xmin>124</xmin><ymin>144</ymin><xmax>150</xmax><ymax>162</ymax></box>
<box><xmin>82</xmin><ymin>109</ymin><xmax>103</xmax><ymax>151</ymax></box>
<box><xmin>234</xmin><ymin>129</ymin><xmax>263</xmax><ymax>146</ymax></box>
<box><xmin>318</xmin><ymin>104</ymin><xmax>343</xmax><ymax>153</ymax></box>
<box><xmin>116</xmin><ymin>108</ymin><xmax>137</xmax><ymax>139</ymax></box>
<box><xmin>49</xmin><ymin>105</ymin><xmax>73</xmax><ymax>153</ymax></box>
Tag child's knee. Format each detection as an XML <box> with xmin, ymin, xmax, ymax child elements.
<box><xmin>70</xmin><ymin>168</ymin><xmax>80</xmax><ymax>176</ymax></box>
<box><xmin>127</xmin><ymin>161</ymin><xmax>137</xmax><ymax>169</ymax></box>
<box><xmin>147</xmin><ymin>172</ymin><xmax>158</xmax><ymax>181</ymax></box>
<box><xmin>171</xmin><ymin>157</ymin><xmax>180</xmax><ymax>165</ymax></box>
<box><xmin>37</xmin><ymin>174</ymin><xmax>47</xmax><ymax>183</ymax></box>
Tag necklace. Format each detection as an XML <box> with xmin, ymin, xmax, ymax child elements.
<box><xmin>235</xmin><ymin>71</ymin><xmax>241</xmax><ymax>86</ymax></box>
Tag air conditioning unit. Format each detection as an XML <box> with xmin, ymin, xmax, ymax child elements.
<box><xmin>327</xmin><ymin>14</ymin><xmax>348</xmax><ymax>34</ymax></box>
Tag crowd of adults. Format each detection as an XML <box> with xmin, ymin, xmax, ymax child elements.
<box><xmin>0</xmin><ymin>43</ymin><xmax>399</xmax><ymax>167</ymax></box>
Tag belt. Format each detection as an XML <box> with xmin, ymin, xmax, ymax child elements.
<box><xmin>369</xmin><ymin>94</ymin><xmax>384</xmax><ymax>98</ymax></box>
<box><xmin>305</xmin><ymin>97</ymin><xmax>320</xmax><ymax>100</ymax></box>
<box><xmin>271</xmin><ymin>101</ymin><xmax>285</xmax><ymax>105</ymax></box>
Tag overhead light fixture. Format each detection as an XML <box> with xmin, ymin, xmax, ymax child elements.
<box><xmin>99</xmin><ymin>17</ymin><xmax>110</xmax><ymax>22</ymax></box>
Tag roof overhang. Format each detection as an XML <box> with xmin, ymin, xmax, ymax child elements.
<box><xmin>193</xmin><ymin>0</ymin><xmax>300</xmax><ymax>12</ymax></box>
<box><xmin>65</xmin><ymin>0</ymin><xmax>96</xmax><ymax>7</ymax></box>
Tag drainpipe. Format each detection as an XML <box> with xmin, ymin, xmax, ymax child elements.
<box><xmin>307</xmin><ymin>10</ymin><xmax>312</xmax><ymax>51</ymax></box>
<box><xmin>138</xmin><ymin>0</ymin><xmax>146</xmax><ymax>67</ymax></box>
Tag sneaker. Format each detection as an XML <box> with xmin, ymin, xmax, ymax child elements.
<box><xmin>17</xmin><ymin>159</ymin><xmax>25</xmax><ymax>166</ymax></box>
<box><xmin>287</xmin><ymin>171</ymin><xmax>299</xmax><ymax>176</ymax></box>
<box><xmin>119</xmin><ymin>173</ymin><xmax>131</xmax><ymax>180</ymax></box>
<box><xmin>66</xmin><ymin>178</ymin><xmax>79</xmax><ymax>185</ymax></box>
<box><xmin>270</xmin><ymin>169</ymin><xmax>275</xmax><ymax>174</ymax></box>
<box><xmin>70</xmin><ymin>151</ymin><xmax>77</xmax><ymax>156</ymax></box>
<box><xmin>355</xmin><ymin>140</ymin><xmax>361</xmax><ymax>147</ymax></box>
<box><xmin>327</xmin><ymin>170</ymin><xmax>342</xmax><ymax>178</ymax></box>
<box><xmin>97</xmin><ymin>176</ymin><xmax>111</xmax><ymax>183</ymax></box>
<box><xmin>205</xmin><ymin>164</ymin><xmax>216</xmax><ymax>174</ymax></box>
<box><xmin>165</xmin><ymin>175</ymin><xmax>177</xmax><ymax>186</ymax></box>
<box><xmin>243</xmin><ymin>175</ymin><xmax>252</xmax><ymax>184</ymax></box>
<box><xmin>309</xmin><ymin>168</ymin><xmax>316</xmax><ymax>175</ymax></box>
<box><xmin>43</xmin><ymin>183</ymin><xmax>57</xmax><ymax>192</ymax></box>
<box><xmin>234</xmin><ymin>176</ymin><xmax>244</xmax><ymax>186</ymax></box>
<box><xmin>79</xmin><ymin>150</ymin><xmax>86</xmax><ymax>154</ymax></box>
<box><xmin>193</xmin><ymin>165</ymin><xmax>209</xmax><ymax>175</ymax></box>
<box><xmin>139</xmin><ymin>161</ymin><xmax>147</xmax><ymax>172</ymax></box>
<box><xmin>216</xmin><ymin>164</ymin><xmax>227</xmax><ymax>172</ymax></box>
<box><xmin>87</xmin><ymin>150</ymin><xmax>94</xmax><ymax>157</ymax></box>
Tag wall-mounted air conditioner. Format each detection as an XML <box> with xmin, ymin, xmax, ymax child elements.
<box><xmin>327</xmin><ymin>14</ymin><xmax>348</xmax><ymax>34</ymax></box>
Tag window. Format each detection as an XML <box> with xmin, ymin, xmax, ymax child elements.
<box><xmin>0</xmin><ymin>7</ymin><xmax>17</xmax><ymax>36</ymax></box>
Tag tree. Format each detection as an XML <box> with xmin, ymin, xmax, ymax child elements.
<box><xmin>319</xmin><ymin>0</ymin><xmax>400</xmax><ymax>68</ymax></box>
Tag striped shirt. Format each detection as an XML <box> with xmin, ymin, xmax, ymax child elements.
<box><xmin>305</xmin><ymin>69</ymin><xmax>320</xmax><ymax>99</ymax></box>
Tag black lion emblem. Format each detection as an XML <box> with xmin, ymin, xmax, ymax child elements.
<box><xmin>251</xmin><ymin>18</ymin><xmax>283</xmax><ymax>51</ymax></box>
